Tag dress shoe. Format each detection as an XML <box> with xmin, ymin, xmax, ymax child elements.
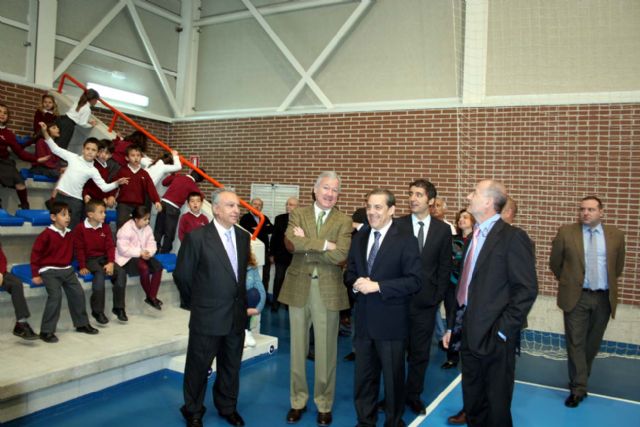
<box><xmin>565</xmin><ymin>393</ymin><xmax>586</xmax><ymax>408</ymax></box>
<box><xmin>343</xmin><ymin>352</ymin><xmax>355</xmax><ymax>361</ymax></box>
<box><xmin>441</xmin><ymin>360</ymin><xmax>458</xmax><ymax>369</ymax></box>
<box><xmin>13</xmin><ymin>322</ymin><xmax>38</xmax><ymax>340</ymax></box>
<box><xmin>144</xmin><ymin>297</ymin><xmax>162</xmax><ymax>310</ymax></box>
<box><xmin>92</xmin><ymin>311</ymin><xmax>110</xmax><ymax>324</ymax></box>
<box><xmin>40</xmin><ymin>332</ymin><xmax>59</xmax><ymax>343</ymax></box>
<box><xmin>406</xmin><ymin>399</ymin><xmax>426</xmax><ymax>415</ymax></box>
<box><xmin>307</xmin><ymin>351</ymin><xmax>315</xmax><ymax>361</ymax></box>
<box><xmin>447</xmin><ymin>409</ymin><xmax>466</xmax><ymax>425</ymax></box>
<box><xmin>317</xmin><ymin>411</ymin><xmax>332</xmax><ymax>426</ymax></box>
<box><xmin>112</xmin><ymin>308</ymin><xmax>128</xmax><ymax>322</ymax></box>
<box><xmin>156</xmin><ymin>298</ymin><xmax>163</xmax><ymax>306</ymax></box>
<box><xmin>377</xmin><ymin>400</ymin><xmax>385</xmax><ymax>412</ymax></box>
<box><xmin>220</xmin><ymin>410</ymin><xmax>244</xmax><ymax>426</ymax></box>
<box><xmin>76</xmin><ymin>324</ymin><xmax>99</xmax><ymax>335</ymax></box>
<box><xmin>286</xmin><ymin>406</ymin><xmax>306</xmax><ymax>423</ymax></box>
<box><xmin>180</xmin><ymin>406</ymin><xmax>203</xmax><ymax>427</ymax></box>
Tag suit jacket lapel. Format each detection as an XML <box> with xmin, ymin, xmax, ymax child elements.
<box><xmin>369</xmin><ymin>223</ymin><xmax>398</xmax><ymax>276</ymax></box>
<box><xmin>571</xmin><ymin>224</ymin><xmax>585</xmax><ymax>271</ymax></box>
<box><xmin>209</xmin><ymin>224</ymin><xmax>238</xmax><ymax>283</ymax></box>
<box><xmin>471</xmin><ymin>219</ymin><xmax>504</xmax><ymax>280</ymax></box>
<box><xmin>603</xmin><ymin>224</ymin><xmax>616</xmax><ymax>275</ymax></box>
<box><xmin>359</xmin><ymin>226</ymin><xmax>370</xmax><ymax>273</ymax></box>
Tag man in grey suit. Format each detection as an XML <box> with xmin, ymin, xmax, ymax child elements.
<box><xmin>550</xmin><ymin>196</ymin><xmax>626</xmax><ymax>408</ymax></box>
<box><xmin>278</xmin><ymin>171</ymin><xmax>352</xmax><ymax>426</ymax></box>
<box><xmin>174</xmin><ymin>189</ymin><xmax>251</xmax><ymax>427</ymax></box>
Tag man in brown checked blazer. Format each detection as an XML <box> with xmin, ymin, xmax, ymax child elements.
<box><xmin>278</xmin><ymin>171</ymin><xmax>352</xmax><ymax>427</ymax></box>
<box><xmin>550</xmin><ymin>196</ymin><xmax>626</xmax><ymax>408</ymax></box>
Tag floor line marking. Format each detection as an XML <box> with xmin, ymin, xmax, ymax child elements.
<box><xmin>408</xmin><ymin>374</ymin><xmax>462</xmax><ymax>427</ymax></box>
<box><xmin>515</xmin><ymin>380</ymin><xmax>640</xmax><ymax>405</ymax></box>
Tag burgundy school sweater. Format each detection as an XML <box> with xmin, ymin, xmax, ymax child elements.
<box><xmin>162</xmin><ymin>175</ymin><xmax>202</xmax><ymax>207</ymax></box>
<box><xmin>0</xmin><ymin>243</ymin><xmax>7</xmax><ymax>274</ymax></box>
<box><xmin>32</xmin><ymin>137</ymin><xmax>62</xmax><ymax>170</ymax></box>
<box><xmin>33</xmin><ymin>109</ymin><xmax>57</xmax><ymax>135</ymax></box>
<box><xmin>0</xmin><ymin>127</ymin><xmax>37</xmax><ymax>162</ymax></box>
<box><xmin>114</xmin><ymin>165</ymin><xmax>160</xmax><ymax>205</ymax></box>
<box><xmin>74</xmin><ymin>221</ymin><xmax>116</xmax><ymax>269</ymax></box>
<box><xmin>31</xmin><ymin>227</ymin><xmax>74</xmax><ymax>277</ymax></box>
<box><xmin>82</xmin><ymin>160</ymin><xmax>116</xmax><ymax>200</ymax></box>
<box><xmin>178</xmin><ymin>211</ymin><xmax>209</xmax><ymax>241</ymax></box>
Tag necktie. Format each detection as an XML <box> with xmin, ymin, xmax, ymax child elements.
<box><xmin>587</xmin><ymin>228</ymin><xmax>599</xmax><ymax>290</ymax></box>
<box><xmin>456</xmin><ymin>227</ymin><xmax>480</xmax><ymax>306</ymax></box>
<box><xmin>224</xmin><ymin>229</ymin><xmax>238</xmax><ymax>281</ymax></box>
<box><xmin>316</xmin><ymin>210</ymin><xmax>326</xmax><ymax>235</ymax></box>
<box><xmin>367</xmin><ymin>231</ymin><xmax>381</xmax><ymax>275</ymax></box>
<box><xmin>417</xmin><ymin>221</ymin><xmax>425</xmax><ymax>254</ymax></box>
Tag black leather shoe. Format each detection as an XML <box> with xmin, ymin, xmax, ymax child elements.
<box><xmin>40</xmin><ymin>332</ymin><xmax>59</xmax><ymax>343</ymax></box>
<box><xmin>112</xmin><ymin>308</ymin><xmax>128</xmax><ymax>322</ymax></box>
<box><xmin>180</xmin><ymin>406</ymin><xmax>203</xmax><ymax>427</ymax></box>
<box><xmin>220</xmin><ymin>411</ymin><xmax>244</xmax><ymax>426</ymax></box>
<box><xmin>144</xmin><ymin>298</ymin><xmax>162</xmax><ymax>310</ymax></box>
<box><xmin>76</xmin><ymin>324</ymin><xmax>99</xmax><ymax>335</ymax></box>
<box><xmin>565</xmin><ymin>393</ymin><xmax>586</xmax><ymax>408</ymax></box>
<box><xmin>13</xmin><ymin>322</ymin><xmax>38</xmax><ymax>340</ymax></box>
<box><xmin>92</xmin><ymin>311</ymin><xmax>109</xmax><ymax>324</ymax></box>
<box><xmin>307</xmin><ymin>351</ymin><xmax>315</xmax><ymax>361</ymax></box>
<box><xmin>343</xmin><ymin>352</ymin><xmax>355</xmax><ymax>361</ymax></box>
<box><xmin>447</xmin><ymin>409</ymin><xmax>466</xmax><ymax>425</ymax></box>
<box><xmin>406</xmin><ymin>399</ymin><xmax>426</xmax><ymax>415</ymax></box>
<box><xmin>441</xmin><ymin>360</ymin><xmax>458</xmax><ymax>369</ymax></box>
<box><xmin>156</xmin><ymin>298</ymin><xmax>163</xmax><ymax>306</ymax></box>
<box><xmin>377</xmin><ymin>399</ymin><xmax>385</xmax><ymax>412</ymax></box>
<box><xmin>286</xmin><ymin>406</ymin><xmax>306</xmax><ymax>423</ymax></box>
<box><xmin>317</xmin><ymin>411</ymin><xmax>332</xmax><ymax>426</ymax></box>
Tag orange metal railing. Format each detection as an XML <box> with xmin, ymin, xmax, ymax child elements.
<box><xmin>57</xmin><ymin>73</ymin><xmax>265</xmax><ymax>239</ymax></box>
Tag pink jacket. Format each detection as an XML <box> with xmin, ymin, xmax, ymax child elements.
<box><xmin>115</xmin><ymin>219</ymin><xmax>157</xmax><ymax>266</ymax></box>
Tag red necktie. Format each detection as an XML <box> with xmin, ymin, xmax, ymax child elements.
<box><xmin>456</xmin><ymin>227</ymin><xmax>480</xmax><ymax>306</ymax></box>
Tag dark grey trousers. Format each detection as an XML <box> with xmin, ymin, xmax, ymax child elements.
<box><xmin>40</xmin><ymin>267</ymin><xmax>89</xmax><ymax>333</ymax></box>
<box><xmin>1</xmin><ymin>272</ymin><xmax>30</xmax><ymax>320</ymax></box>
<box><xmin>86</xmin><ymin>256</ymin><xmax>127</xmax><ymax>312</ymax></box>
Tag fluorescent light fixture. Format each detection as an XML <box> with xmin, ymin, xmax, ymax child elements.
<box><xmin>87</xmin><ymin>82</ymin><xmax>149</xmax><ymax>107</ymax></box>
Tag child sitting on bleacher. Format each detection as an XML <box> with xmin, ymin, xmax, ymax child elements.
<box><xmin>30</xmin><ymin>122</ymin><xmax>65</xmax><ymax>179</ymax></box>
<box><xmin>40</xmin><ymin>122</ymin><xmax>129</xmax><ymax>230</ymax></box>
<box><xmin>82</xmin><ymin>139</ymin><xmax>119</xmax><ymax>209</ymax></box>
<box><xmin>32</xmin><ymin>94</ymin><xmax>58</xmax><ymax>136</ymax></box>
<box><xmin>31</xmin><ymin>201</ymin><xmax>99</xmax><ymax>343</ymax></box>
<box><xmin>178</xmin><ymin>192</ymin><xmax>209</xmax><ymax>242</ymax></box>
<box><xmin>74</xmin><ymin>199</ymin><xmax>128</xmax><ymax>324</ymax></box>
<box><xmin>0</xmin><ymin>104</ymin><xmax>51</xmax><ymax>210</ymax></box>
<box><xmin>116</xmin><ymin>205</ymin><xmax>163</xmax><ymax>311</ymax></box>
<box><xmin>113</xmin><ymin>144</ymin><xmax>161</xmax><ymax>228</ymax></box>
<box><xmin>0</xmin><ymin>242</ymin><xmax>37</xmax><ymax>340</ymax></box>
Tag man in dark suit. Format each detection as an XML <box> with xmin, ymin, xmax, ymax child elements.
<box><xmin>443</xmin><ymin>180</ymin><xmax>537</xmax><ymax>427</ymax></box>
<box><xmin>550</xmin><ymin>195</ymin><xmax>625</xmax><ymax>408</ymax></box>
<box><xmin>174</xmin><ymin>189</ymin><xmax>251</xmax><ymax>427</ymax></box>
<box><xmin>239</xmin><ymin>197</ymin><xmax>273</xmax><ymax>292</ymax></box>
<box><xmin>394</xmin><ymin>179</ymin><xmax>452</xmax><ymax>414</ymax></box>
<box><xmin>345</xmin><ymin>189</ymin><xmax>422</xmax><ymax>427</ymax></box>
<box><xmin>270</xmin><ymin>196</ymin><xmax>298</xmax><ymax>312</ymax></box>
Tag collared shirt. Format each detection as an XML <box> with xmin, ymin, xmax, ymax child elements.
<box><xmin>411</xmin><ymin>213</ymin><xmax>431</xmax><ymax>248</ymax></box>
<box><xmin>83</xmin><ymin>218</ymin><xmax>102</xmax><ymax>230</ymax></box>
<box><xmin>582</xmin><ymin>223</ymin><xmax>608</xmax><ymax>290</ymax></box>
<box><xmin>39</xmin><ymin>225</ymin><xmax>72</xmax><ymax>273</ymax></box>
<box><xmin>213</xmin><ymin>218</ymin><xmax>236</xmax><ymax>248</ymax></box>
<box><xmin>464</xmin><ymin>213</ymin><xmax>501</xmax><ymax>281</ymax></box>
<box><xmin>314</xmin><ymin>203</ymin><xmax>332</xmax><ymax>251</ymax></box>
<box><xmin>366</xmin><ymin>219</ymin><xmax>393</xmax><ymax>258</ymax></box>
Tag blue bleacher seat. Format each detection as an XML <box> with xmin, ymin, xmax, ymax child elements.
<box><xmin>16</xmin><ymin>135</ymin><xmax>32</xmax><ymax>146</ymax></box>
<box><xmin>155</xmin><ymin>253</ymin><xmax>177</xmax><ymax>272</ymax></box>
<box><xmin>20</xmin><ymin>168</ymin><xmax>57</xmax><ymax>183</ymax></box>
<box><xmin>15</xmin><ymin>209</ymin><xmax>51</xmax><ymax>226</ymax></box>
<box><xmin>10</xmin><ymin>264</ymin><xmax>36</xmax><ymax>287</ymax></box>
<box><xmin>0</xmin><ymin>209</ymin><xmax>26</xmax><ymax>226</ymax></box>
<box><xmin>105</xmin><ymin>210</ymin><xmax>117</xmax><ymax>224</ymax></box>
<box><xmin>20</xmin><ymin>168</ymin><xmax>32</xmax><ymax>181</ymax></box>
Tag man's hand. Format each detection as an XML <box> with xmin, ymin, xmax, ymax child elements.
<box><xmin>442</xmin><ymin>331</ymin><xmax>451</xmax><ymax>350</ymax></box>
<box><xmin>293</xmin><ymin>226</ymin><xmax>305</xmax><ymax>237</ymax></box>
<box><xmin>32</xmin><ymin>276</ymin><xmax>43</xmax><ymax>285</ymax></box>
<box><xmin>247</xmin><ymin>308</ymin><xmax>259</xmax><ymax>316</ymax></box>
<box><xmin>79</xmin><ymin>268</ymin><xmax>90</xmax><ymax>275</ymax></box>
<box><xmin>104</xmin><ymin>262</ymin><xmax>114</xmax><ymax>276</ymax></box>
<box><xmin>353</xmin><ymin>277</ymin><xmax>380</xmax><ymax>294</ymax></box>
<box><xmin>326</xmin><ymin>241</ymin><xmax>337</xmax><ymax>251</ymax></box>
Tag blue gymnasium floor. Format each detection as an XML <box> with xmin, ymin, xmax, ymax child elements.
<box><xmin>7</xmin><ymin>308</ymin><xmax>640</xmax><ymax>427</ymax></box>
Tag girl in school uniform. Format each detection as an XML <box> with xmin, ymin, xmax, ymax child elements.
<box><xmin>55</xmin><ymin>89</ymin><xmax>99</xmax><ymax>149</ymax></box>
<box><xmin>32</xmin><ymin>94</ymin><xmax>58</xmax><ymax>136</ymax></box>
<box><xmin>116</xmin><ymin>205</ymin><xmax>164</xmax><ymax>310</ymax></box>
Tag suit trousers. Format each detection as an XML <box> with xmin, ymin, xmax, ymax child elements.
<box><xmin>563</xmin><ymin>289</ymin><xmax>611</xmax><ymax>396</ymax></box>
<box><xmin>460</xmin><ymin>337</ymin><xmax>517</xmax><ymax>427</ymax></box>
<box><xmin>183</xmin><ymin>329</ymin><xmax>244</xmax><ymax>418</ymax></box>
<box><xmin>1</xmin><ymin>272</ymin><xmax>30</xmax><ymax>320</ymax></box>
<box><xmin>354</xmin><ymin>337</ymin><xmax>406</xmax><ymax>427</ymax></box>
<box><xmin>288</xmin><ymin>278</ymin><xmax>339</xmax><ymax>412</ymax></box>
<box><xmin>86</xmin><ymin>256</ymin><xmax>127</xmax><ymax>312</ymax></box>
<box><xmin>40</xmin><ymin>267</ymin><xmax>89</xmax><ymax>333</ymax></box>
<box><xmin>406</xmin><ymin>305</ymin><xmax>438</xmax><ymax>401</ymax></box>
<box><xmin>154</xmin><ymin>201</ymin><xmax>181</xmax><ymax>253</ymax></box>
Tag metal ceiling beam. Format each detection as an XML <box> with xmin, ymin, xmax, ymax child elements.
<box><xmin>53</xmin><ymin>0</ymin><xmax>126</xmax><ymax>80</ymax></box>
<box><xmin>196</xmin><ymin>0</ymin><xmax>355</xmax><ymax>27</ymax></box>
<box><xmin>0</xmin><ymin>15</ymin><xmax>28</xmax><ymax>30</ymax></box>
<box><xmin>125</xmin><ymin>0</ymin><xmax>179</xmax><ymax>115</ymax></box>
<box><xmin>461</xmin><ymin>0</ymin><xmax>489</xmax><ymax>104</ymax></box>
<box><xmin>240</xmin><ymin>0</ymin><xmax>333</xmax><ymax>110</ymax></box>
<box><xmin>278</xmin><ymin>0</ymin><xmax>371</xmax><ymax>111</ymax></box>
<box><xmin>175</xmin><ymin>0</ymin><xmax>201</xmax><ymax>117</ymax></box>
<box><xmin>34</xmin><ymin>0</ymin><xmax>57</xmax><ymax>86</ymax></box>
<box><xmin>133</xmin><ymin>0</ymin><xmax>181</xmax><ymax>24</ymax></box>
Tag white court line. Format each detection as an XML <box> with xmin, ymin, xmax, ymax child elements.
<box><xmin>515</xmin><ymin>380</ymin><xmax>640</xmax><ymax>405</ymax></box>
<box><xmin>408</xmin><ymin>374</ymin><xmax>462</xmax><ymax>427</ymax></box>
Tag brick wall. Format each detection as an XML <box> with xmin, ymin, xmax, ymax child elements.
<box><xmin>2</xmin><ymin>79</ymin><xmax>638</xmax><ymax>305</ymax></box>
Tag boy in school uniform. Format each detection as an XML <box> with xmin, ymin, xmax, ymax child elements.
<box><xmin>113</xmin><ymin>145</ymin><xmax>162</xmax><ymax>228</ymax></box>
<box><xmin>1</xmin><ymin>242</ymin><xmax>38</xmax><ymax>340</ymax></box>
<box><xmin>74</xmin><ymin>199</ymin><xmax>128</xmax><ymax>324</ymax></box>
<box><xmin>31</xmin><ymin>201</ymin><xmax>99</xmax><ymax>343</ymax></box>
<box><xmin>177</xmin><ymin>192</ymin><xmax>209</xmax><ymax>242</ymax></box>
<box><xmin>154</xmin><ymin>169</ymin><xmax>205</xmax><ymax>253</ymax></box>
<box><xmin>82</xmin><ymin>139</ymin><xmax>119</xmax><ymax>208</ymax></box>
<box><xmin>39</xmin><ymin>122</ymin><xmax>128</xmax><ymax>230</ymax></box>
